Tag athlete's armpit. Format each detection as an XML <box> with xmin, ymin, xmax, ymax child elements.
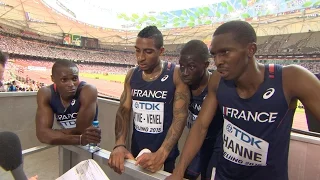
<box><xmin>115</xmin><ymin>68</ymin><xmax>134</xmax><ymax>144</ymax></box>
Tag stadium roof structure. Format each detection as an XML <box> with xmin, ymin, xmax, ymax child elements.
<box><xmin>1</xmin><ymin>0</ymin><xmax>320</xmax><ymax>46</ymax></box>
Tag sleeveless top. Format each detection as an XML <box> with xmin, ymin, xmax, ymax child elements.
<box><xmin>187</xmin><ymin>85</ymin><xmax>223</xmax><ymax>138</ymax></box>
<box><xmin>130</xmin><ymin>61</ymin><xmax>179</xmax><ymax>161</ymax></box>
<box><xmin>49</xmin><ymin>81</ymin><xmax>98</xmax><ymax>129</ymax></box>
<box><xmin>215</xmin><ymin>64</ymin><xmax>295</xmax><ymax>180</ymax></box>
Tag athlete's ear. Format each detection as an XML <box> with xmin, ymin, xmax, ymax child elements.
<box><xmin>247</xmin><ymin>42</ymin><xmax>257</xmax><ymax>58</ymax></box>
<box><xmin>159</xmin><ymin>46</ymin><xmax>165</xmax><ymax>56</ymax></box>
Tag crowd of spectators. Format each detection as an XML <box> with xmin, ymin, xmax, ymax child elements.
<box><xmin>0</xmin><ymin>23</ymin><xmax>319</xmax><ymax>94</ymax></box>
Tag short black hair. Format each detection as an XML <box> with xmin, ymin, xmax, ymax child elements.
<box><xmin>52</xmin><ymin>59</ymin><xmax>78</xmax><ymax>76</ymax></box>
<box><xmin>0</xmin><ymin>50</ymin><xmax>8</xmax><ymax>67</ymax></box>
<box><xmin>180</xmin><ymin>40</ymin><xmax>210</xmax><ymax>62</ymax></box>
<box><xmin>137</xmin><ymin>26</ymin><xmax>163</xmax><ymax>49</ymax></box>
<box><xmin>213</xmin><ymin>20</ymin><xmax>257</xmax><ymax>45</ymax></box>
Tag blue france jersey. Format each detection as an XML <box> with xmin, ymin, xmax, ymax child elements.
<box><xmin>215</xmin><ymin>64</ymin><xmax>295</xmax><ymax>180</ymax></box>
<box><xmin>49</xmin><ymin>81</ymin><xmax>98</xmax><ymax>129</ymax></box>
<box><xmin>130</xmin><ymin>61</ymin><xmax>179</xmax><ymax>161</ymax></box>
<box><xmin>187</xmin><ymin>86</ymin><xmax>223</xmax><ymax>138</ymax></box>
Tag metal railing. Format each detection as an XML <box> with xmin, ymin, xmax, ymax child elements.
<box><xmin>22</xmin><ymin>145</ymin><xmax>55</xmax><ymax>156</ymax></box>
<box><xmin>20</xmin><ymin>144</ymin><xmax>172</xmax><ymax>179</ymax></box>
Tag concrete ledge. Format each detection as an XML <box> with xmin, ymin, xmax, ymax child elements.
<box><xmin>0</xmin><ymin>92</ymin><xmax>37</xmax><ymax>97</ymax></box>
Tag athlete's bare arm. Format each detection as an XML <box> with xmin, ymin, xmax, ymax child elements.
<box><xmin>59</xmin><ymin>84</ymin><xmax>98</xmax><ymax>135</ymax></box>
<box><xmin>283</xmin><ymin>65</ymin><xmax>320</xmax><ymax>120</ymax></box>
<box><xmin>167</xmin><ymin>72</ymin><xmax>221</xmax><ymax>179</ymax></box>
<box><xmin>114</xmin><ymin>68</ymin><xmax>134</xmax><ymax>145</ymax></box>
<box><xmin>158</xmin><ymin>66</ymin><xmax>190</xmax><ymax>157</ymax></box>
<box><xmin>108</xmin><ymin>68</ymin><xmax>135</xmax><ymax>174</ymax></box>
<box><xmin>36</xmin><ymin>87</ymin><xmax>99</xmax><ymax>145</ymax></box>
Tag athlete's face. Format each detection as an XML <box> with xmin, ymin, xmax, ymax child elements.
<box><xmin>210</xmin><ymin>33</ymin><xmax>256</xmax><ymax>80</ymax></box>
<box><xmin>179</xmin><ymin>54</ymin><xmax>209</xmax><ymax>85</ymax></box>
<box><xmin>135</xmin><ymin>37</ymin><xmax>164</xmax><ymax>71</ymax></box>
<box><xmin>51</xmin><ymin>66</ymin><xmax>80</xmax><ymax>99</ymax></box>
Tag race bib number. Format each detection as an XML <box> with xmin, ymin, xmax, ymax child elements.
<box><xmin>223</xmin><ymin>119</ymin><xmax>269</xmax><ymax>166</ymax></box>
<box><xmin>132</xmin><ymin>100</ymin><xmax>164</xmax><ymax>134</ymax></box>
<box><xmin>59</xmin><ymin>119</ymin><xmax>76</xmax><ymax>129</ymax></box>
<box><xmin>186</xmin><ymin>110</ymin><xmax>197</xmax><ymax>129</ymax></box>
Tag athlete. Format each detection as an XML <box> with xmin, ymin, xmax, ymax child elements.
<box><xmin>36</xmin><ymin>59</ymin><xmax>101</xmax><ymax>146</ymax></box>
<box><xmin>108</xmin><ymin>26</ymin><xmax>190</xmax><ymax>174</ymax></box>
<box><xmin>166</xmin><ymin>20</ymin><xmax>320</xmax><ymax>180</ymax></box>
<box><xmin>179</xmin><ymin>40</ymin><xmax>223</xmax><ymax>180</ymax></box>
<box><xmin>305</xmin><ymin>73</ymin><xmax>320</xmax><ymax>132</ymax></box>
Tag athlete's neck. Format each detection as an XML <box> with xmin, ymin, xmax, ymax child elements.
<box><xmin>60</xmin><ymin>95</ymin><xmax>73</xmax><ymax>104</ymax></box>
<box><xmin>190</xmin><ymin>70</ymin><xmax>210</xmax><ymax>90</ymax></box>
<box><xmin>234</xmin><ymin>61</ymin><xmax>265</xmax><ymax>91</ymax></box>
<box><xmin>143</xmin><ymin>60</ymin><xmax>162</xmax><ymax>75</ymax></box>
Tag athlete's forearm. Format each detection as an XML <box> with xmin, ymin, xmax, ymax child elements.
<box><xmin>159</xmin><ymin>91</ymin><xmax>189</xmax><ymax>158</ymax></box>
<box><xmin>37</xmin><ymin>129</ymin><xmax>80</xmax><ymax>145</ymax></box>
<box><xmin>58</xmin><ymin>128</ymin><xmax>78</xmax><ymax>135</ymax></box>
<box><xmin>115</xmin><ymin>106</ymin><xmax>131</xmax><ymax>145</ymax></box>
<box><xmin>174</xmin><ymin>121</ymin><xmax>208</xmax><ymax>176</ymax></box>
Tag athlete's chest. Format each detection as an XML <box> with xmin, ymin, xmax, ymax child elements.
<box><xmin>53</xmin><ymin>98</ymin><xmax>80</xmax><ymax>129</ymax></box>
<box><xmin>130</xmin><ymin>75</ymin><xmax>175</xmax><ymax>103</ymax></box>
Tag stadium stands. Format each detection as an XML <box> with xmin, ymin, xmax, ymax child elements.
<box><xmin>0</xmin><ymin>22</ymin><xmax>319</xmax><ymax>95</ymax></box>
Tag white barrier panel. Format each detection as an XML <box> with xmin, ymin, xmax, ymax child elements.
<box><xmin>59</xmin><ymin>145</ymin><xmax>173</xmax><ymax>180</ymax></box>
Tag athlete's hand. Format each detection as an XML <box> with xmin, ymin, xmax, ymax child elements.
<box><xmin>80</xmin><ymin>126</ymin><xmax>101</xmax><ymax>146</ymax></box>
<box><xmin>108</xmin><ymin>146</ymin><xmax>135</xmax><ymax>174</ymax></box>
<box><xmin>135</xmin><ymin>151</ymin><xmax>166</xmax><ymax>173</ymax></box>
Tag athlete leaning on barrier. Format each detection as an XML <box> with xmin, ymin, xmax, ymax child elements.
<box><xmin>35</xmin><ymin>59</ymin><xmax>101</xmax><ymax>146</ymax></box>
<box><xmin>166</xmin><ymin>20</ymin><xmax>320</xmax><ymax>180</ymax></box>
<box><xmin>108</xmin><ymin>26</ymin><xmax>190</xmax><ymax>174</ymax></box>
<box><xmin>179</xmin><ymin>40</ymin><xmax>224</xmax><ymax>180</ymax></box>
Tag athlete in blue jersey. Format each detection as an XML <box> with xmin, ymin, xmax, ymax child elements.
<box><xmin>36</xmin><ymin>59</ymin><xmax>101</xmax><ymax>146</ymax></box>
<box><xmin>179</xmin><ymin>40</ymin><xmax>224</xmax><ymax>180</ymax></box>
<box><xmin>108</xmin><ymin>26</ymin><xmax>190</xmax><ymax>174</ymax></box>
<box><xmin>167</xmin><ymin>21</ymin><xmax>320</xmax><ymax>180</ymax></box>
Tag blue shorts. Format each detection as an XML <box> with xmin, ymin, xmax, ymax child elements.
<box><xmin>185</xmin><ymin>132</ymin><xmax>223</xmax><ymax>180</ymax></box>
